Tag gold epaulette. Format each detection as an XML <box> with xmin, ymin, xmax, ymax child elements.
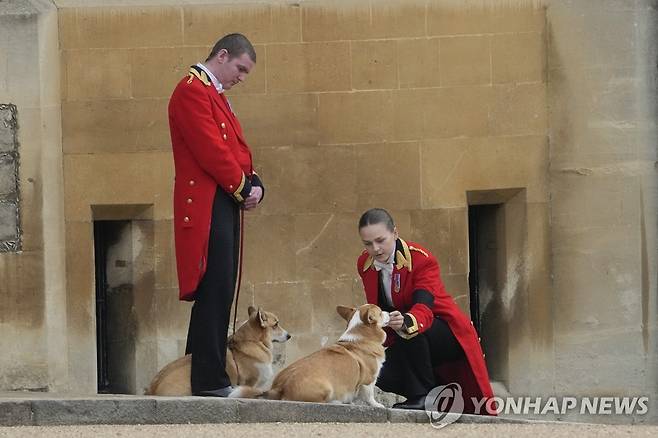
<box><xmin>409</xmin><ymin>246</ymin><xmax>429</xmax><ymax>257</ymax></box>
<box><xmin>187</xmin><ymin>66</ymin><xmax>212</xmax><ymax>87</ymax></box>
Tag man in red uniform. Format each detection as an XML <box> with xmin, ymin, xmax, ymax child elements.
<box><xmin>357</xmin><ymin>208</ymin><xmax>495</xmax><ymax>412</ymax></box>
<box><xmin>168</xmin><ymin>33</ymin><xmax>264</xmax><ymax>397</ymax></box>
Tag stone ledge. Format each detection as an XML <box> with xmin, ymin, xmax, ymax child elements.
<box><xmin>0</xmin><ymin>395</ymin><xmax>547</xmax><ymax>427</ymax></box>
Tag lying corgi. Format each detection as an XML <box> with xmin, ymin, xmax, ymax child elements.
<box><xmin>146</xmin><ymin>306</ymin><xmax>290</xmax><ymax>396</ymax></box>
<box><xmin>231</xmin><ymin>304</ymin><xmax>389</xmax><ymax>408</ymax></box>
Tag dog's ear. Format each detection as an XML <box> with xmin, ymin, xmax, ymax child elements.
<box><xmin>336</xmin><ymin>305</ymin><xmax>355</xmax><ymax>322</ymax></box>
<box><xmin>248</xmin><ymin>306</ymin><xmax>257</xmax><ymax>318</ymax></box>
<box><xmin>366</xmin><ymin>306</ymin><xmax>380</xmax><ymax>325</ymax></box>
<box><xmin>258</xmin><ymin>309</ymin><xmax>267</xmax><ymax>328</ymax></box>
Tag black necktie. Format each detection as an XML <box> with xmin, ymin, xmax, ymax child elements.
<box><xmin>377</xmin><ymin>270</ymin><xmax>394</xmax><ymax>311</ymax></box>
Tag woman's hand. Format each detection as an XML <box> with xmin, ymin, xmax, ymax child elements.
<box><xmin>388</xmin><ymin>310</ymin><xmax>404</xmax><ymax>330</ymax></box>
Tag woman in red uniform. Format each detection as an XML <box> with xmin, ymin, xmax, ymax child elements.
<box><xmin>356</xmin><ymin>208</ymin><xmax>495</xmax><ymax>412</ymax></box>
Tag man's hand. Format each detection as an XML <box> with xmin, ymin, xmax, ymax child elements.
<box><xmin>388</xmin><ymin>310</ymin><xmax>404</xmax><ymax>330</ymax></box>
<box><xmin>243</xmin><ymin>186</ymin><xmax>263</xmax><ymax>210</ymax></box>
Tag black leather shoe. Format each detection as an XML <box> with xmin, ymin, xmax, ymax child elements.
<box><xmin>392</xmin><ymin>395</ymin><xmax>427</xmax><ymax>410</ymax></box>
<box><xmin>194</xmin><ymin>385</ymin><xmax>235</xmax><ymax>397</ymax></box>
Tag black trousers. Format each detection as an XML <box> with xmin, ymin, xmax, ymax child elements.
<box><xmin>376</xmin><ymin>316</ymin><xmax>465</xmax><ymax>399</ymax></box>
<box><xmin>185</xmin><ymin>188</ymin><xmax>240</xmax><ymax>393</ymax></box>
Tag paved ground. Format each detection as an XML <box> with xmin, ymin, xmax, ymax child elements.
<box><xmin>2</xmin><ymin>422</ymin><xmax>658</xmax><ymax>438</ymax></box>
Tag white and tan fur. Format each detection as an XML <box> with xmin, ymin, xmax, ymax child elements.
<box><xmin>231</xmin><ymin>304</ymin><xmax>389</xmax><ymax>408</ymax></box>
<box><xmin>145</xmin><ymin>306</ymin><xmax>290</xmax><ymax>396</ymax></box>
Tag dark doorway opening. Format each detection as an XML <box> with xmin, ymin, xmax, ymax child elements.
<box><xmin>468</xmin><ymin>203</ymin><xmax>507</xmax><ymax>383</ymax></box>
<box><xmin>93</xmin><ymin>220</ymin><xmax>135</xmax><ymax>394</ymax></box>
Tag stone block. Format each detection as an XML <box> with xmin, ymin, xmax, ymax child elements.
<box><xmin>351</xmin><ymin>40</ymin><xmax>398</xmax><ymax>90</ymax></box>
<box><xmin>1</xmin><ymin>21</ymin><xmax>40</xmax><ymax>107</ymax></box>
<box><xmin>355</xmin><ymin>142</ymin><xmax>421</xmax><ymax>211</ymax></box>
<box><xmin>526</xmin><ymin>202</ymin><xmax>553</xmax><ymax>347</ymax></box>
<box><xmin>183</xmin><ymin>3</ymin><xmax>300</xmax><ymax>45</ymax></box>
<box><xmin>31</xmin><ymin>398</ymin><xmax>157</xmax><ymax>426</ymax></box>
<box><xmin>63</xmin><ymin>152</ymin><xmax>173</xmax><ymax>222</ymax></box>
<box><xmin>267</xmin><ymin>42</ymin><xmax>351</xmax><ymax>93</ymax></box>
<box><xmin>428</xmin><ymin>3</ymin><xmax>544</xmax><ymax>36</ymax></box>
<box><xmin>318</xmin><ymin>92</ymin><xmax>393</xmax><ymax>144</ymax></box>
<box><xmin>551</xmin><ymin>174</ymin><xmax>640</xmax><ymax>229</ymax></box>
<box><xmin>423</xmin><ymin>87</ymin><xmax>492</xmax><ymax>139</ymax></box>
<box><xmin>441</xmin><ymin>274</ymin><xmax>470</xmax><ymax>306</ymax></box>
<box><xmin>492</xmin><ymin>32</ymin><xmax>545</xmax><ymax>84</ymax></box>
<box><xmin>62</xmin><ymin>98</ymin><xmax>171</xmax><ymax>153</ymax></box>
<box><xmin>0</xmin><ymin>106</ymin><xmax>17</xmax><ymax>152</ymax></box>
<box><xmin>154</xmin><ymin>397</ymin><xmax>240</xmax><ymax>424</ymax></box>
<box><xmin>241</xmin><ymin>214</ymin><xmax>296</xmax><ymax>283</ymax></box>
<box><xmin>389</xmin><ymin>89</ymin><xmax>426</xmax><ymax>141</ymax></box>
<box><xmin>552</xmin><ymin>224</ymin><xmax>642</xmax><ymax>337</ymax></box>
<box><xmin>230</xmin><ymin>94</ymin><xmax>319</xmax><ymax>148</ymax></box>
<box><xmin>490</xmin><ymin>83</ymin><xmax>547</xmax><ymax>136</ymax></box>
<box><xmin>397</xmin><ymin>38</ymin><xmax>441</xmax><ymax>89</ymax></box>
<box><xmin>0</xmin><ymin>251</ymin><xmax>44</xmax><ymax>327</ymax></box>
<box><xmin>294</xmin><ymin>213</ymin><xmax>363</xmax><ymax>282</ymax></box>
<box><xmin>440</xmin><ymin>36</ymin><xmax>491</xmax><ymax>86</ymax></box>
<box><xmin>58</xmin><ymin>6</ymin><xmax>183</xmax><ymax>49</ymax></box>
<box><xmin>0</xmin><ymin>400</ymin><xmax>32</xmax><ymax>426</ymax></box>
<box><xmin>388</xmin><ymin>408</ymin><xmax>428</xmax><ymax>423</ymax></box>
<box><xmin>63</xmin><ymin>221</ymin><xmax>94</xmax><ymax>333</ymax></box>
<box><xmin>310</xmin><ymin>279</ymin><xmax>360</xmax><ymax>333</ymax></box>
<box><xmin>302</xmin><ymin>0</ymin><xmax>424</xmax><ymax>42</ymax></box>
<box><xmin>154</xmin><ymin>220</ymin><xmax>176</xmax><ymax>290</ymax></box>
<box><xmin>129</xmin><ymin>47</ymin><xmax>207</xmax><ymax>99</ymax></box>
<box><xmin>250</xmin><ymin>146</ymin><xmax>357</xmax><ymax>215</ymax></box>
<box><xmin>236</xmin><ymin>398</ymin><xmax>387</xmax><ymax>423</ymax></box>
<box><xmin>63</xmin><ymin>49</ymin><xmax>132</xmax><ymax>101</ymax></box>
<box><xmin>253</xmin><ymin>281</ymin><xmax>312</xmax><ymax>334</ymax></box>
<box><xmin>409</xmin><ymin>208</ymin><xmax>455</xmax><ymax>274</ymax></box>
<box><xmin>554</xmin><ymin>331</ymin><xmax>647</xmax><ymax>395</ymax></box>
<box><xmin>0</xmin><ymin>156</ymin><xmax>16</xmax><ymax>196</ymax></box>
<box><xmin>427</xmin><ymin>3</ymin><xmax>491</xmax><ymax>36</ymax></box>
<box><xmin>154</xmin><ymin>287</ymin><xmax>191</xmax><ymax>339</ymax></box>
<box><xmin>421</xmin><ymin>135</ymin><xmax>548</xmax><ymax>208</ymax></box>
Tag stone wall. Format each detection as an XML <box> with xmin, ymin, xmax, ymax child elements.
<box><xmin>0</xmin><ymin>0</ymin><xmax>66</xmax><ymax>392</ymax></box>
<box><xmin>54</xmin><ymin>0</ymin><xmax>550</xmax><ymax>396</ymax></box>
<box><xmin>0</xmin><ymin>1</ymin><xmax>655</xmax><ymax>425</ymax></box>
<box><xmin>547</xmin><ymin>0</ymin><xmax>658</xmax><ymax>424</ymax></box>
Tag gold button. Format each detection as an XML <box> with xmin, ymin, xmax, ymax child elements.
<box><xmin>189</xmin><ymin>180</ymin><xmax>195</xmax><ymax>186</ymax></box>
<box><xmin>186</xmin><ymin>198</ymin><xmax>193</xmax><ymax>204</ymax></box>
<box><xmin>183</xmin><ymin>216</ymin><xmax>190</xmax><ymax>222</ymax></box>
<box><xmin>221</xmin><ymin>122</ymin><xmax>226</xmax><ymax>129</ymax></box>
<box><xmin>222</xmin><ymin>134</ymin><xmax>228</xmax><ymax>140</ymax></box>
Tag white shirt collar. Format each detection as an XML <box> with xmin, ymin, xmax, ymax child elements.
<box><xmin>374</xmin><ymin>251</ymin><xmax>395</xmax><ymax>271</ymax></box>
<box><xmin>196</xmin><ymin>63</ymin><xmax>224</xmax><ymax>94</ymax></box>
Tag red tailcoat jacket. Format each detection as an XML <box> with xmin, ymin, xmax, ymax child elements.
<box><xmin>357</xmin><ymin>238</ymin><xmax>495</xmax><ymax>414</ymax></box>
<box><xmin>169</xmin><ymin>66</ymin><xmax>261</xmax><ymax>301</ymax></box>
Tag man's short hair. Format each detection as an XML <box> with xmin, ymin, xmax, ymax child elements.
<box><xmin>206</xmin><ymin>33</ymin><xmax>256</xmax><ymax>63</ymax></box>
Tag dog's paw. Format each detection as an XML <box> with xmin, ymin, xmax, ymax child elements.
<box><xmin>369</xmin><ymin>401</ymin><xmax>385</xmax><ymax>409</ymax></box>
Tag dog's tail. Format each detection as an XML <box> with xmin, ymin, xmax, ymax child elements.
<box><xmin>229</xmin><ymin>386</ymin><xmax>282</xmax><ymax>400</ymax></box>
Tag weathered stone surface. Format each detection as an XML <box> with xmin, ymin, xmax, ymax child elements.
<box><xmin>0</xmin><ymin>400</ymin><xmax>32</xmax><ymax>426</ymax></box>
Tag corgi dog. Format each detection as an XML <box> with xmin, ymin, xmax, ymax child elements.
<box><xmin>146</xmin><ymin>306</ymin><xmax>290</xmax><ymax>396</ymax></box>
<box><xmin>231</xmin><ymin>304</ymin><xmax>389</xmax><ymax>408</ymax></box>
